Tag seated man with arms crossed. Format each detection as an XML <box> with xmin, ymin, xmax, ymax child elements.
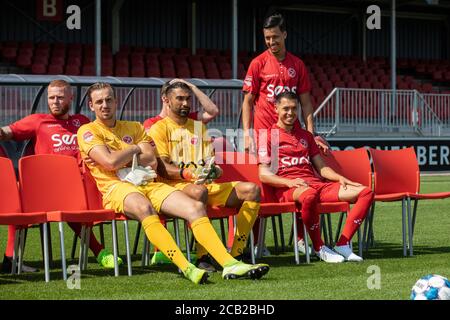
<box><xmin>77</xmin><ymin>82</ymin><xmax>269</xmax><ymax>284</ymax></box>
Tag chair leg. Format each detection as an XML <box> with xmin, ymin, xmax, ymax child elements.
<box><xmin>12</xmin><ymin>229</ymin><xmax>20</xmax><ymax>275</ymax></box>
<box><xmin>303</xmin><ymin>221</ymin><xmax>310</xmax><ymax>264</ymax></box>
<box><xmin>401</xmin><ymin>198</ymin><xmax>407</xmax><ymax>257</ymax></box>
<box><xmin>111</xmin><ymin>220</ymin><xmax>119</xmax><ymax>277</ymax></box>
<box><xmin>407</xmin><ymin>197</ymin><xmax>413</xmax><ymax>257</ymax></box>
<box><xmin>335</xmin><ymin>212</ymin><xmax>345</xmax><ymax>244</ymax></box>
<box><xmin>141</xmin><ymin>236</ymin><xmax>149</xmax><ymax>267</ymax></box>
<box><xmin>256</xmin><ymin>218</ymin><xmax>266</xmax><ymax>259</ymax></box>
<box><xmin>123</xmin><ymin>220</ymin><xmax>132</xmax><ymax>276</ymax></box>
<box><xmin>321</xmin><ymin>215</ymin><xmax>329</xmax><ymax>246</ymax></box>
<box><xmin>99</xmin><ymin>224</ymin><xmax>105</xmax><ymax>247</ymax></box>
<box><xmin>70</xmin><ymin>233</ymin><xmax>78</xmax><ymax>259</ymax></box>
<box><xmin>219</xmin><ymin>218</ymin><xmax>226</xmax><ymax>245</ymax></box>
<box><xmin>357</xmin><ymin>228</ymin><xmax>363</xmax><ymax>258</ymax></box>
<box><xmin>42</xmin><ymin>223</ymin><xmax>50</xmax><ymax>283</ymax></box>
<box><xmin>326</xmin><ymin>214</ymin><xmax>333</xmax><ymax>247</ymax></box>
<box><xmin>271</xmin><ymin>216</ymin><xmax>278</xmax><ymax>254</ymax></box>
<box><xmin>58</xmin><ymin>222</ymin><xmax>67</xmax><ymax>281</ymax></box>
<box><xmin>184</xmin><ymin>221</ymin><xmax>191</xmax><ymax>263</ymax></box>
<box><xmin>132</xmin><ymin>222</ymin><xmax>141</xmax><ymax>255</ymax></box>
<box><xmin>78</xmin><ymin>226</ymin><xmax>86</xmax><ymax>271</ymax></box>
<box><xmin>292</xmin><ymin>213</ymin><xmax>300</xmax><ymax>265</ymax></box>
<box><xmin>173</xmin><ymin>219</ymin><xmax>182</xmax><ymax>273</ymax></box>
<box><xmin>249</xmin><ymin>230</ymin><xmax>255</xmax><ymax>264</ymax></box>
<box><xmin>278</xmin><ymin>215</ymin><xmax>285</xmax><ymax>252</ymax></box>
<box><xmin>17</xmin><ymin>229</ymin><xmax>25</xmax><ymax>274</ymax></box>
<box><xmin>411</xmin><ymin>199</ymin><xmax>418</xmax><ymax>238</ymax></box>
<box><xmin>83</xmin><ymin>226</ymin><xmax>91</xmax><ymax>270</ymax></box>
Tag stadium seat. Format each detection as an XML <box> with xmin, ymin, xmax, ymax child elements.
<box><xmin>0</xmin><ymin>157</ymin><xmax>50</xmax><ymax>282</ymax></box>
<box><xmin>368</xmin><ymin>147</ymin><xmax>450</xmax><ymax>257</ymax></box>
<box><xmin>18</xmin><ymin>155</ymin><xmax>119</xmax><ymax>279</ymax></box>
<box><xmin>321</xmin><ymin>148</ymin><xmax>372</xmax><ymax>252</ymax></box>
<box><xmin>81</xmin><ymin>164</ymin><xmax>132</xmax><ymax>276</ymax></box>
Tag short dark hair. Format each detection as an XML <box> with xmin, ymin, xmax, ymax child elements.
<box><xmin>263</xmin><ymin>13</ymin><xmax>286</xmax><ymax>32</ymax></box>
<box><xmin>165</xmin><ymin>81</ymin><xmax>191</xmax><ymax>96</ymax></box>
<box><xmin>275</xmin><ymin>91</ymin><xmax>298</xmax><ymax>105</ymax></box>
<box><xmin>160</xmin><ymin>80</ymin><xmax>172</xmax><ymax>97</ymax></box>
<box><xmin>87</xmin><ymin>82</ymin><xmax>116</xmax><ymax>101</ymax></box>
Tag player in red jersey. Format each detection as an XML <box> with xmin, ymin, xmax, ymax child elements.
<box><xmin>0</xmin><ymin>79</ymin><xmax>121</xmax><ymax>273</ymax></box>
<box><xmin>143</xmin><ymin>78</ymin><xmax>219</xmax><ymax>131</ymax></box>
<box><xmin>242</xmin><ymin>13</ymin><xmax>329</xmax><ymax>255</ymax></box>
<box><xmin>258</xmin><ymin>92</ymin><xmax>374</xmax><ymax>262</ymax></box>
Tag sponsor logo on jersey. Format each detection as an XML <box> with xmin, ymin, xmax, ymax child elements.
<box><xmin>299</xmin><ymin>138</ymin><xmax>308</xmax><ymax>148</ymax></box>
<box><xmin>191</xmin><ymin>136</ymin><xmax>199</xmax><ymax>145</ymax></box>
<box><xmin>280</xmin><ymin>156</ymin><xmax>311</xmax><ymax>167</ymax></box>
<box><xmin>122</xmin><ymin>135</ymin><xmax>133</xmax><ymax>144</ymax></box>
<box><xmin>51</xmin><ymin>133</ymin><xmax>77</xmax><ymax>147</ymax></box>
<box><xmin>266</xmin><ymin>84</ymin><xmax>297</xmax><ymax>98</ymax></box>
<box><xmin>288</xmin><ymin>68</ymin><xmax>296</xmax><ymax>78</ymax></box>
<box><xmin>83</xmin><ymin>131</ymin><xmax>94</xmax><ymax>142</ymax></box>
<box><xmin>72</xmin><ymin>119</ymin><xmax>81</xmax><ymax>127</ymax></box>
<box><xmin>262</xmin><ymin>74</ymin><xmax>278</xmax><ymax>79</ymax></box>
<box><xmin>47</xmin><ymin>124</ymin><xmax>61</xmax><ymax>128</ymax></box>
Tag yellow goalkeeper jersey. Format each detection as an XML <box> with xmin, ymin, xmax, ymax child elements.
<box><xmin>77</xmin><ymin>119</ymin><xmax>152</xmax><ymax>196</ymax></box>
<box><xmin>149</xmin><ymin>116</ymin><xmax>214</xmax><ymax>170</ymax></box>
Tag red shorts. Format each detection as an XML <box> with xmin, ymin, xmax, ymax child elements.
<box><xmin>275</xmin><ymin>181</ymin><xmax>341</xmax><ymax>203</ymax></box>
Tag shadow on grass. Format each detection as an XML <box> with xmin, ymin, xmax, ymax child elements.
<box><xmin>0</xmin><ymin>254</ymin><xmax>187</xmax><ymax>284</ymax></box>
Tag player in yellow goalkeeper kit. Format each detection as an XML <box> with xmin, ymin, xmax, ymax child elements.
<box><xmin>78</xmin><ymin>82</ymin><xmax>269</xmax><ymax>283</ymax></box>
<box><xmin>149</xmin><ymin>81</ymin><xmax>269</xmax><ymax>275</ymax></box>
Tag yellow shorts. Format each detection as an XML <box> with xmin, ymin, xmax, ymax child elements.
<box><xmin>168</xmin><ymin>181</ymin><xmax>239</xmax><ymax>207</ymax></box>
<box><xmin>103</xmin><ymin>181</ymin><xmax>177</xmax><ymax>214</ymax></box>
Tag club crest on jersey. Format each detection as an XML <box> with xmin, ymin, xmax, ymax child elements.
<box><xmin>122</xmin><ymin>135</ymin><xmax>133</xmax><ymax>144</ymax></box>
<box><xmin>288</xmin><ymin>68</ymin><xmax>296</xmax><ymax>78</ymax></box>
<box><xmin>83</xmin><ymin>131</ymin><xmax>93</xmax><ymax>142</ymax></box>
<box><xmin>299</xmin><ymin>138</ymin><xmax>308</xmax><ymax>148</ymax></box>
<box><xmin>191</xmin><ymin>136</ymin><xmax>199</xmax><ymax>145</ymax></box>
<box><xmin>72</xmin><ymin>119</ymin><xmax>81</xmax><ymax>127</ymax></box>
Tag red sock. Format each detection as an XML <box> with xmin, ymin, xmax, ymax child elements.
<box><xmin>68</xmin><ymin>222</ymin><xmax>104</xmax><ymax>257</ymax></box>
<box><xmin>5</xmin><ymin>225</ymin><xmax>16</xmax><ymax>257</ymax></box>
<box><xmin>296</xmin><ymin>217</ymin><xmax>305</xmax><ymax>241</ymax></box>
<box><xmin>337</xmin><ymin>187</ymin><xmax>374</xmax><ymax>246</ymax></box>
<box><xmin>297</xmin><ymin>189</ymin><xmax>324</xmax><ymax>252</ymax></box>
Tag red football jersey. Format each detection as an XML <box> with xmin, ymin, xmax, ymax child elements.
<box><xmin>9</xmin><ymin>113</ymin><xmax>90</xmax><ymax>159</ymax></box>
<box><xmin>242</xmin><ymin>50</ymin><xmax>311</xmax><ymax>132</ymax></box>
<box><xmin>259</xmin><ymin>123</ymin><xmax>322</xmax><ymax>184</ymax></box>
<box><xmin>143</xmin><ymin>111</ymin><xmax>199</xmax><ymax>130</ymax></box>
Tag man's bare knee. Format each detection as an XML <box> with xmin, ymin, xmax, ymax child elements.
<box><xmin>189</xmin><ymin>185</ymin><xmax>208</xmax><ymax>203</ymax></box>
<box><xmin>239</xmin><ymin>182</ymin><xmax>260</xmax><ymax>202</ymax></box>
<box><xmin>184</xmin><ymin>200</ymin><xmax>207</xmax><ymax>223</ymax></box>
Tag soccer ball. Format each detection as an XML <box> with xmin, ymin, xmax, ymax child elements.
<box><xmin>410</xmin><ymin>274</ymin><xmax>450</xmax><ymax>300</ymax></box>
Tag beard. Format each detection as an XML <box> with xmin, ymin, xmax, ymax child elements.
<box><xmin>49</xmin><ymin>104</ymin><xmax>70</xmax><ymax>118</ymax></box>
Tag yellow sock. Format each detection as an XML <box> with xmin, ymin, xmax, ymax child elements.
<box><xmin>142</xmin><ymin>215</ymin><xmax>190</xmax><ymax>271</ymax></box>
<box><xmin>190</xmin><ymin>217</ymin><xmax>235</xmax><ymax>267</ymax></box>
<box><xmin>195</xmin><ymin>242</ymin><xmax>208</xmax><ymax>259</ymax></box>
<box><xmin>230</xmin><ymin>201</ymin><xmax>260</xmax><ymax>257</ymax></box>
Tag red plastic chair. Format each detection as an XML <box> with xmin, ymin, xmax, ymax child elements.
<box><xmin>321</xmin><ymin>148</ymin><xmax>372</xmax><ymax>254</ymax></box>
<box><xmin>0</xmin><ymin>157</ymin><xmax>50</xmax><ymax>281</ymax></box>
<box><xmin>369</xmin><ymin>147</ymin><xmax>450</xmax><ymax>256</ymax></box>
<box><xmin>215</xmin><ymin>152</ymin><xmax>300</xmax><ymax>264</ymax></box>
<box><xmin>18</xmin><ymin>155</ymin><xmax>118</xmax><ymax>279</ymax></box>
<box><xmin>81</xmin><ymin>165</ymin><xmax>132</xmax><ymax>276</ymax></box>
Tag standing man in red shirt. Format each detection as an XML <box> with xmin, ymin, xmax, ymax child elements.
<box><xmin>0</xmin><ymin>79</ymin><xmax>121</xmax><ymax>273</ymax></box>
<box><xmin>242</xmin><ymin>13</ymin><xmax>328</xmax><ymax>255</ymax></box>
<box><xmin>258</xmin><ymin>92</ymin><xmax>374</xmax><ymax>262</ymax></box>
